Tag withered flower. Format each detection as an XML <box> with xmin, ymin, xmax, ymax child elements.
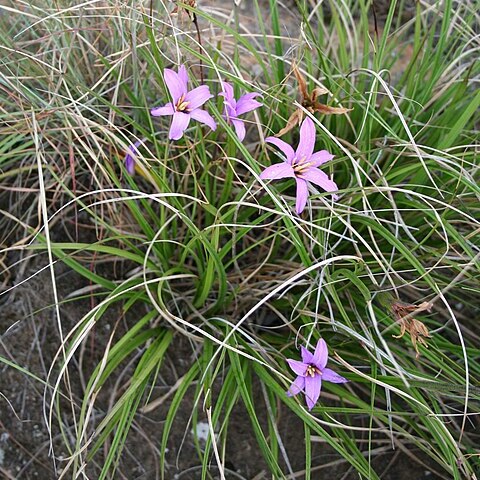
<box><xmin>276</xmin><ymin>62</ymin><xmax>351</xmax><ymax>137</ymax></box>
<box><xmin>391</xmin><ymin>301</ymin><xmax>432</xmax><ymax>358</ymax></box>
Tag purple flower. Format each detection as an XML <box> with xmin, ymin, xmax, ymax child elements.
<box><xmin>125</xmin><ymin>139</ymin><xmax>143</xmax><ymax>175</ymax></box>
<box><xmin>287</xmin><ymin>338</ymin><xmax>348</xmax><ymax>411</ymax></box>
<box><xmin>150</xmin><ymin>64</ymin><xmax>216</xmax><ymax>140</ymax></box>
<box><xmin>219</xmin><ymin>81</ymin><xmax>262</xmax><ymax>141</ymax></box>
<box><xmin>260</xmin><ymin>117</ymin><xmax>338</xmax><ymax>214</ymax></box>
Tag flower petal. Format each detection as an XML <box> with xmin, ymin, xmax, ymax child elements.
<box><xmin>178</xmin><ymin>64</ymin><xmax>189</xmax><ymax>91</ymax></box>
<box><xmin>300</xmin><ymin>168</ymin><xmax>338</xmax><ymax>196</ymax></box>
<box><xmin>219</xmin><ymin>82</ymin><xmax>237</xmax><ymax>119</ymax></box>
<box><xmin>312</xmin><ymin>339</ymin><xmax>328</xmax><ymax>369</ymax></box>
<box><xmin>232</xmin><ymin>118</ymin><xmax>246</xmax><ymax>141</ymax></box>
<box><xmin>224</xmin><ymin>102</ymin><xmax>237</xmax><ymax>120</ymax></box>
<box><xmin>287</xmin><ymin>359</ymin><xmax>308</xmax><ymax>376</ymax></box>
<box><xmin>300</xmin><ymin>346</ymin><xmax>314</xmax><ymax>364</ymax></box>
<box><xmin>309</xmin><ymin>150</ymin><xmax>334</xmax><ymax>167</ymax></box>
<box><xmin>189</xmin><ymin>108</ymin><xmax>217</xmax><ymax>131</ymax></box>
<box><xmin>169</xmin><ymin>112</ymin><xmax>190</xmax><ymax>140</ymax></box>
<box><xmin>235</xmin><ymin>93</ymin><xmax>262</xmax><ymax>116</ymax></box>
<box><xmin>219</xmin><ymin>81</ymin><xmax>235</xmax><ymax>103</ymax></box>
<box><xmin>295</xmin><ymin>178</ymin><xmax>309</xmax><ymax>214</ymax></box>
<box><xmin>296</xmin><ymin>117</ymin><xmax>316</xmax><ymax>161</ymax></box>
<box><xmin>265</xmin><ymin>137</ymin><xmax>295</xmax><ymax>164</ymax></box>
<box><xmin>150</xmin><ymin>103</ymin><xmax>175</xmax><ymax>117</ymax></box>
<box><xmin>305</xmin><ymin>375</ymin><xmax>322</xmax><ymax>410</ymax></box>
<box><xmin>125</xmin><ymin>139</ymin><xmax>142</xmax><ymax>175</ymax></box>
<box><xmin>259</xmin><ymin>162</ymin><xmax>295</xmax><ymax>181</ymax></box>
<box><xmin>164</xmin><ymin>68</ymin><xmax>187</xmax><ymax>104</ymax></box>
<box><xmin>286</xmin><ymin>375</ymin><xmax>305</xmax><ymax>397</ymax></box>
<box><xmin>322</xmin><ymin>368</ymin><xmax>348</xmax><ymax>384</ymax></box>
<box><xmin>125</xmin><ymin>153</ymin><xmax>135</xmax><ymax>175</ymax></box>
<box><xmin>185</xmin><ymin>85</ymin><xmax>213</xmax><ymax>110</ymax></box>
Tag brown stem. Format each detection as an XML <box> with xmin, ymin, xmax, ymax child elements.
<box><xmin>192</xmin><ymin>12</ymin><xmax>204</xmax><ymax>84</ymax></box>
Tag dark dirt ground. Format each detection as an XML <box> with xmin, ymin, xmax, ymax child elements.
<box><xmin>0</xmin><ymin>257</ymin><xmax>445</xmax><ymax>480</ymax></box>
<box><xmin>0</xmin><ymin>0</ymin><xmax>452</xmax><ymax>479</ymax></box>
<box><xmin>0</xmin><ymin>259</ymin><xmax>448</xmax><ymax>480</ymax></box>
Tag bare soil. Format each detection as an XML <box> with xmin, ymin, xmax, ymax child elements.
<box><xmin>0</xmin><ymin>258</ymin><xmax>445</xmax><ymax>479</ymax></box>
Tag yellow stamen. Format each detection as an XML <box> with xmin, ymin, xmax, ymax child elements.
<box><xmin>292</xmin><ymin>156</ymin><xmax>313</xmax><ymax>175</ymax></box>
<box><xmin>175</xmin><ymin>94</ymin><xmax>190</xmax><ymax>112</ymax></box>
<box><xmin>306</xmin><ymin>365</ymin><xmax>321</xmax><ymax>377</ymax></box>
<box><xmin>294</xmin><ymin>161</ymin><xmax>313</xmax><ymax>174</ymax></box>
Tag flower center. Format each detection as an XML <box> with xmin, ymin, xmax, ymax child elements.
<box><xmin>292</xmin><ymin>156</ymin><xmax>313</xmax><ymax>176</ymax></box>
<box><xmin>175</xmin><ymin>94</ymin><xmax>190</xmax><ymax>112</ymax></box>
<box><xmin>305</xmin><ymin>365</ymin><xmax>321</xmax><ymax>377</ymax></box>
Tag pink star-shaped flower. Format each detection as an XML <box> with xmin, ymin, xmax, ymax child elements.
<box><xmin>150</xmin><ymin>64</ymin><xmax>216</xmax><ymax>140</ymax></box>
<box><xmin>260</xmin><ymin>117</ymin><xmax>339</xmax><ymax>214</ymax></box>
<box><xmin>287</xmin><ymin>338</ymin><xmax>348</xmax><ymax>410</ymax></box>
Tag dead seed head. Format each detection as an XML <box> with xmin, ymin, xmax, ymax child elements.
<box><xmin>276</xmin><ymin>62</ymin><xmax>351</xmax><ymax>137</ymax></box>
<box><xmin>391</xmin><ymin>301</ymin><xmax>432</xmax><ymax>358</ymax></box>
